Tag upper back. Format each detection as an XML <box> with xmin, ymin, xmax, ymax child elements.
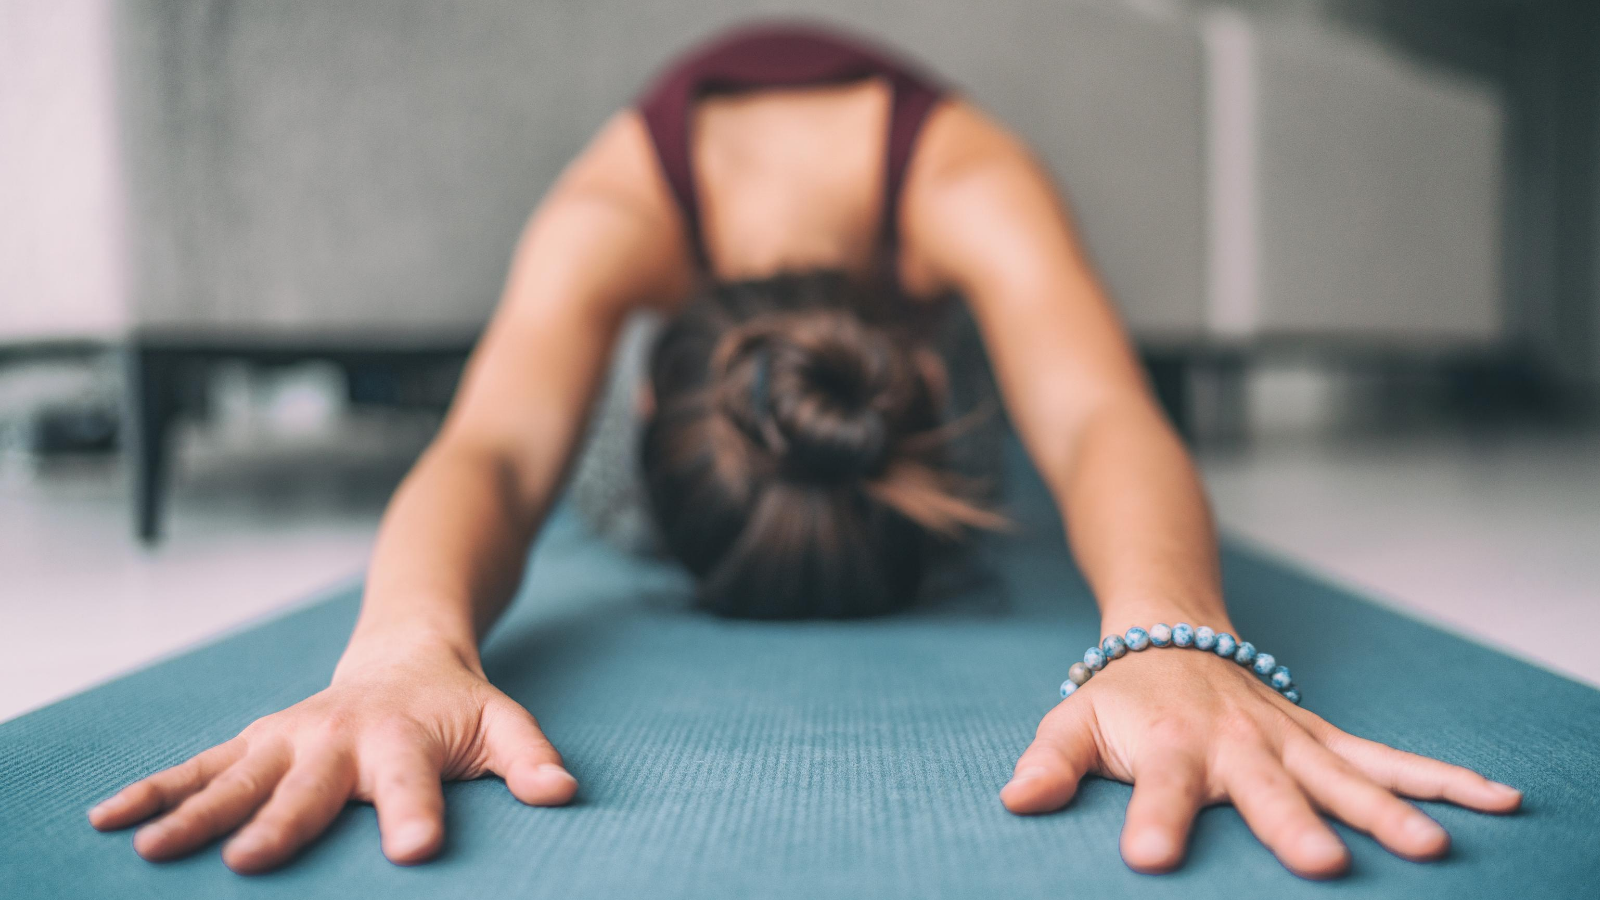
<box><xmin>553</xmin><ymin>27</ymin><xmax>1025</xmax><ymax>317</ymax></box>
<box><xmin>692</xmin><ymin>80</ymin><xmax>893</xmax><ymax>283</ymax></box>
<box><xmin>634</xmin><ymin>24</ymin><xmax>949</xmax><ymax>296</ymax></box>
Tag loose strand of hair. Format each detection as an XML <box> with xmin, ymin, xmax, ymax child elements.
<box><xmin>864</xmin><ymin>459</ymin><xmax>1013</xmax><ymax>539</ymax></box>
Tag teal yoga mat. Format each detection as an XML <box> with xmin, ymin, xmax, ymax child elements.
<box><xmin>3</xmin><ymin>462</ymin><xmax>1598</xmax><ymax>899</ymax></box>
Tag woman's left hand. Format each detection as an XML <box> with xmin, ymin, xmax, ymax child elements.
<box><xmin>999</xmin><ymin>645</ymin><xmax>1522</xmax><ymax>879</ymax></box>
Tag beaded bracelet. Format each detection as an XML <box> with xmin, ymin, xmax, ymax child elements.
<box><xmin>1059</xmin><ymin>624</ymin><xmax>1301</xmax><ymax>705</ymax></box>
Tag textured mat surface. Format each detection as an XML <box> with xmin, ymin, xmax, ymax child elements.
<box><xmin>3</xmin><ymin>467</ymin><xmax>1598</xmax><ymax>899</ymax></box>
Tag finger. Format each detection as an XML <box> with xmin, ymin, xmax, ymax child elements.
<box><xmin>1000</xmin><ymin>698</ymin><xmax>1099</xmax><ymax>815</ymax></box>
<box><xmin>366</xmin><ymin>742</ymin><xmax>447</xmax><ymax>865</ymax></box>
<box><xmin>1308</xmin><ymin>723</ymin><xmax>1522</xmax><ymax>813</ymax></box>
<box><xmin>222</xmin><ymin>746</ymin><xmax>358</xmax><ymax>874</ymax></box>
<box><xmin>480</xmin><ymin>697</ymin><xmax>577</xmax><ymax>807</ymax></box>
<box><xmin>1120</xmin><ymin>747</ymin><xmax>1207</xmax><ymax>873</ymax></box>
<box><xmin>1223</xmin><ymin>746</ymin><xmax>1349</xmax><ymax>879</ymax></box>
<box><xmin>89</xmin><ymin>740</ymin><xmax>246</xmax><ymax>831</ymax></box>
<box><xmin>1282</xmin><ymin>731</ymin><xmax>1449</xmax><ymax>861</ymax></box>
<box><xmin>133</xmin><ymin>746</ymin><xmax>291</xmax><ymax>861</ymax></box>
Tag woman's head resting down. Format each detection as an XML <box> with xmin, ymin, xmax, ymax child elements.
<box><xmin>640</xmin><ymin>271</ymin><xmax>1006</xmax><ymax>620</ymax></box>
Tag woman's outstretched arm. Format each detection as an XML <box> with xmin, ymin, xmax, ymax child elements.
<box><xmin>87</xmin><ymin>113</ymin><xmax>693</xmax><ymax>873</ymax></box>
<box><xmin>902</xmin><ymin>102</ymin><xmax>1521</xmax><ymax>880</ymax></box>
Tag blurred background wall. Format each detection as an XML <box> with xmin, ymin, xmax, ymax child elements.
<box><xmin>100</xmin><ymin>0</ymin><xmax>1209</xmax><ymax>338</ymax></box>
<box><xmin>7</xmin><ymin>1</ymin><xmax>1595</xmax><ymax>358</ymax></box>
<box><xmin>7</xmin><ymin>0</ymin><xmax>1538</xmax><ymax>339</ymax></box>
<box><xmin>0</xmin><ymin>0</ymin><xmax>126</xmax><ymax>340</ymax></box>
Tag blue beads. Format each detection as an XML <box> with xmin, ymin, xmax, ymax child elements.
<box><xmin>1061</xmin><ymin>626</ymin><xmax>1301</xmax><ymax>706</ymax></box>
<box><xmin>1233</xmin><ymin>641</ymin><xmax>1256</xmax><ymax>666</ymax></box>
<box><xmin>1101</xmin><ymin>634</ymin><xmax>1128</xmax><ymax>660</ymax></box>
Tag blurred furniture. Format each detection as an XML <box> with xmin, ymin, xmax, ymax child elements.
<box><xmin>1203</xmin><ymin>7</ymin><xmax>1503</xmax><ymax>344</ymax></box>
<box><xmin>5</xmin><ymin>0</ymin><xmax>1549</xmax><ymax>540</ymax></box>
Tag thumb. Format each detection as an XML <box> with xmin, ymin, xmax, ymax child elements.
<box><xmin>1001</xmin><ymin>696</ymin><xmax>1100</xmax><ymax>815</ymax></box>
<box><xmin>480</xmin><ymin>696</ymin><xmax>578</xmax><ymax>806</ymax></box>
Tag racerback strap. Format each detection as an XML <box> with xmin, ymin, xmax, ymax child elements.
<box><xmin>637</xmin><ymin>23</ymin><xmax>946</xmax><ymax>278</ymax></box>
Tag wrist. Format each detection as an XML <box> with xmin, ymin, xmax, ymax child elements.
<box><xmin>1098</xmin><ymin>599</ymin><xmax>1234</xmax><ymax>640</ymax></box>
<box><xmin>335</xmin><ymin>626</ymin><xmax>484</xmax><ymax>684</ymax></box>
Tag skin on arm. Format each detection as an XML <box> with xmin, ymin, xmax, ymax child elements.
<box><xmin>87</xmin><ymin>112</ymin><xmax>694</xmax><ymax>873</ymax></box>
<box><xmin>350</xmin><ymin>111</ymin><xmax>693</xmax><ymax>656</ymax></box>
<box><xmin>901</xmin><ymin>102</ymin><xmax>1522</xmax><ymax>879</ymax></box>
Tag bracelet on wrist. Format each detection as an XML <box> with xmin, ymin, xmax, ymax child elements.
<box><xmin>1060</xmin><ymin>624</ymin><xmax>1300</xmax><ymax>704</ymax></box>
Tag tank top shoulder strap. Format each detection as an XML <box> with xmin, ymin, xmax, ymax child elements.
<box><xmin>637</xmin><ymin>24</ymin><xmax>945</xmax><ymax>275</ymax></box>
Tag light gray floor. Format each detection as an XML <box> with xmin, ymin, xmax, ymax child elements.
<box><xmin>2</xmin><ymin>423</ymin><xmax>1596</xmax><ymax>723</ymax></box>
<box><xmin>1201</xmin><ymin>429</ymin><xmax>1600</xmax><ymax>689</ymax></box>
<box><xmin>0</xmin><ymin>415</ymin><xmax>422</xmax><ymax>723</ymax></box>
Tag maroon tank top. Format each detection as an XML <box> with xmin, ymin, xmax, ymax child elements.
<box><xmin>637</xmin><ymin>23</ymin><xmax>946</xmax><ymax>280</ymax></box>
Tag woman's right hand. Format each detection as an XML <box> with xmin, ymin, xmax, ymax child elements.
<box><xmin>86</xmin><ymin>641</ymin><xmax>577</xmax><ymax>873</ymax></box>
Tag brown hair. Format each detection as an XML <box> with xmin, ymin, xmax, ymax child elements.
<box><xmin>640</xmin><ymin>271</ymin><xmax>1004</xmax><ymax>619</ymax></box>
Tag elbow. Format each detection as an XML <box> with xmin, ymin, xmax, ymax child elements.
<box><xmin>416</xmin><ymin>433</ymin><xmax>548</xmax><ymax>530</ymax></box>
<box><xmin>1053</xmin><ymin>391</ymin><xmax>1186</xmax><ymax>477</ymax></box>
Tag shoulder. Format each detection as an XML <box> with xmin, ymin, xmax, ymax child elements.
<box><xmin>512</xmin><ymin>110</ymin><xmax>695</xmax><ymax>314</ymax></box>
<box><xmin>910</xmin><ymin>99</ymin><xmax>1038</xmax><ymax>188</ymax></box>
<box><xmin>899</xmin><ymin>100</ymin><xmax>1073</xmax><ymax>296</ymax></box>
<box><xmin>548</xmin><ymin>110</ymin><xmax>683</xmax><ymax>246</ymax></box>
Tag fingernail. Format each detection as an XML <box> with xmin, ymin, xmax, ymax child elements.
<box><xmin>533</xmin><ymin>763</ymin><xmax>576</xmax><ymax>783</ymax></box>
<box><xmin>1128</xmin><ymin>829</ymin><xmax>1174</xmax><ymax>862</ymax></box>
<box><xmin>1405</xmin><ymin>815</ymin><xmax>1448</xmax><ymax>845</ymax></box>
<box><xmin>227</xmin><ymin>834</ymin><xmax>266</xmax><ymax>858</ymax></box>
<box><xmin>1300</xmin><ymin>830</ymin><xmax>1346</xmax><ymax>863</ymax></box>
<box><xmin>389</xmin><ymin>821</ymin><xmax>435</xmax><ymax>857</ymax></box>
<box><xmin>132</xmin><ymin>824</ymin><xmax>166</xmax><ymax>854</ymax></box>
<box><xmin>1006</xmin><ymin>767</ymin><xmax>1047</xmax><ymax>788</ymax></box>
<box><xmin>1491</xmin><ymin>781</ymin><xmax>1522</xmax><ymax>799</ymax></box>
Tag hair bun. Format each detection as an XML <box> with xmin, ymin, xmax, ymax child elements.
<box><xmin>643</xmin><ymin>271</ymin><xmax>1009</xmax><ymax>619</ymax></box>
<box><xmin>721</xmin><ymin>310</ymin><xmax>911</xmax><ymax>483</ymax></box>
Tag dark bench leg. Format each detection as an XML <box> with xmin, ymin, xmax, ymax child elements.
<box><xmin>1145</xmin><ymin>354</ymin><xmax>1194</xmax><ymax>443</ymax></box>
<box><xmin>127</xmin><ymin>344</ymin><xmax>174</xmax><ymax>544</ymax></box>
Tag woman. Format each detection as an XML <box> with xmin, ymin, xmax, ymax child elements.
<box><xmin>88</xmin><ymin>23</ymin><xmax>1520</xmax><ymax>878</ymax></box>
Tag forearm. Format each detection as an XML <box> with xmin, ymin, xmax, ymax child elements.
<box><xmin>1051</xmin><ymin>400</ymin><xmax>1230</xmax><ymax>636</ymax></box>
<box><xmin>341</xmin><ymin>439</ymin><xmax>560</xmax><ymax>676</ymax></box>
